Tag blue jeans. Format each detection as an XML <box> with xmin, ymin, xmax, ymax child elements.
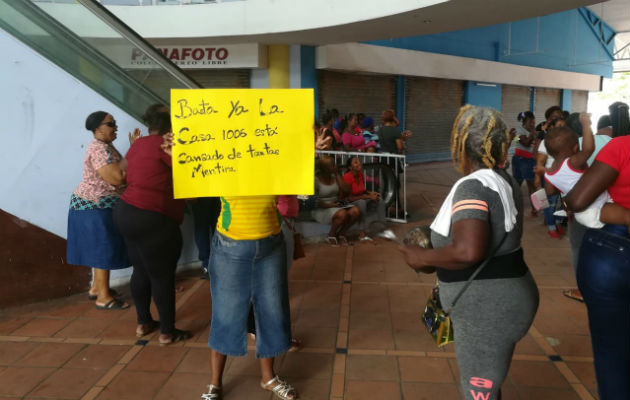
<box><xmin>208</xmin><ymin>231</ymin><xmax>291</xmax><ymax>358</ymax></box>
<box><xmin>191</xmin><ymin>197</ymin><xmax>220</xmax><ymax>268</ymax></box>
<box><xmin>543</xmin><ymin>193</ymin><xmax>559</xmax><ymax>229</ymax></box>
<box><xmin>577</xmin><ymin>224</ymin><xmax>629</xmax><ymax>400</ymax></box>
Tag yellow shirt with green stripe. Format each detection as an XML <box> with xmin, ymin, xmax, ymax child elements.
<box><xmin>216</xmin><ymin>196</ymin><xmax>282</xmax><ymax>240</ymax></box>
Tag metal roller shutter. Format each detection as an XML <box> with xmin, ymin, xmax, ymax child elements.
<box><xmin>534</xmin><ymin>88</ymin><xmax>561</xmax><ymax>125</ymax></box>
<box><xmin>404</xmin><ymin>77</ymin><xmax>463</xmax><ymax>156</ymax></box>
<box><xmin>317</xmin><ymin>70</ymin><xmax>396</xmax><ymax>120</ymax></box>
<box><xmin>185</xmin><ymin>69</ymin><xmax>250</xmax><ymax>88</ymax></box>
<box><xmin>572</xmin><ymin>90</ymin><xmax>588</xmax><ymax>112</ymax></box>
<box><xmin>501</xmin><ymin>85</ymin><xmax>531</xmax><ymax>129</ymax></box>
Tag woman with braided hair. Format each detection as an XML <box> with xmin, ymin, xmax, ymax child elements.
<box><xmin>399</xmin><ymin>105</ymin><xmax>539</xmax><ymax>400</ymax></box>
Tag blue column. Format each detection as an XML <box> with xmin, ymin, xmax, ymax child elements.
<box><xmin>561</xmin><ymin>89</ymin><xmax>572</xmax><ymax>112</ymax></box>
<box><xmin>396</xmin><ymin>76</ymin><xmax>406</xmax><ymax>129</ymax></box>
<box><xmin>529</xmin><ymin>87</ymin><xmax>535</xmax><ymax>112</ymax></box>
<box><xmin>464</xmin><ymin>81</ymin><xmax>502</xmax><ymax>110</ymax></box>
<box><xmin>300</xmin><ymin>45</ymin><xmax>318</xmax><ymax>118</ymax></box>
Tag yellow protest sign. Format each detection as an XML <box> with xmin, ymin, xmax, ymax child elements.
<box><xmin>170</xmin><ymin>89</ymin><xmax>315</xmax><ymax>198</ymax></box>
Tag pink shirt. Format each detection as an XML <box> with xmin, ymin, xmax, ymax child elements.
<box><xmin>342</xmin><ymin>132</ymin><xmax>368</xmax><ymax>151</ymax></box>
<box><xmin>277</xmin><ymin>195</ymin><xmax>299</xmax><ymax>218</ymax></box>
<box><xmin>73</xmin><ymin>138</ymin><xmax>124</xmax><ymax>203</ymax></box>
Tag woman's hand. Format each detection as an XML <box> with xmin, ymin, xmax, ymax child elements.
<box><xmin>367</xmin><ymin>191</ymin><xmax>380</xmax><ymax>201</ymax></box>
<box><xmin>398</xmin><ymin>245</ymin><xmax>433</xmax><ymax>272</ymax></box>
<box><xmin>128</xmin><ymin>128</ymin><xmax>141</xmax><ymax>145</ymax></box>
<box><xmin>315</xmin><ymin>131</ymin><xmax>332</xmax><ymax>150</ymax></box>
<box><xmin>161</xmin><ymin>132</ymin><xmax>174</xmax><ymax>156</ymax></box>
<box><xmin>401</xmin><ymin>130</ymin><xmax>412</xmax><ymax>139</ymax></box>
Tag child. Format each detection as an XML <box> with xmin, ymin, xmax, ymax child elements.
<box><xmin>544</xmin><ymin>113</ymin><xmax>629</xmax><ymax>229</ymax></box>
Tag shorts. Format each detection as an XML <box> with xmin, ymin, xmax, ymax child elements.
<box><xmin>511</xmin><ymin>156</ymin><xmax>535</xmax><ymax>181</ymax></box>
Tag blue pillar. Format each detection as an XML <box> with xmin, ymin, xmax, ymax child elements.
<box><xmin>561</xmin><ymin>89</ymin><xmax>572</xmax><ymax>112</ymax></box>
<box><xmin>396</xmin><ymin>76</ymin><xmax>406</xmax><ymax>129</ymax></box>
<box><xmin>529</xmin><ymin>87</ymin><xmax>535</xmax><ymax>112</ymax></box>
<box><xmin>300</xmin><ymin>46</ymin><xmax>318</xmax><ymax>118</ymax></box>
<box><xmin>464</xmin><ymin>81</ymin><xmax>502</xmax><ymax>110</ymax></box>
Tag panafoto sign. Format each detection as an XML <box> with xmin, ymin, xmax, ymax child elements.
<box><xmin>116</xmin><ymin>43</ymin><xmax>266</xmax><ymax>69</ymax></box>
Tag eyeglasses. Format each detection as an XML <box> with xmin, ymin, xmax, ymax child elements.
<box><xmin>101</xmin><ymin>121</ymin><xmax>117</xmax><ymax>128</ymax></box>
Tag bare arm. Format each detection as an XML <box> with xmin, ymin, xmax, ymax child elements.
<box><xmin>569</xmin><ymin>113</ymin><xmax>594</xmax><ymax>170</ymax></box>
<box><xmin>398</xmin><ymin>219</ymin><xmax>490</xmax><ymax>271</ymax></box>
<box><xmin>600</xmin><ymin>203</ymin><xmax>630</xmax><ymax>227</ymax></box>
<box><xmin>97</xmin><ymin>163</ymin><xmax>125</xmax><ymax>186</ymax></box>
<box><xmin>564</xmin><ymin>160</ymin><xmax>618</xmax><ymax>211</ymax></box>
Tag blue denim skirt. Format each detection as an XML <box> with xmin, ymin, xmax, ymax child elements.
<box><xmin>208</xmin><ymin>231</ymin><xmax>291</xmax><ymax>358</ymax></box>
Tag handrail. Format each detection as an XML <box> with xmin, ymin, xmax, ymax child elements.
<box><xmin>76</xmin><ymin>0</ymin><xmax>201</xmax><ymax>89</ymax></box>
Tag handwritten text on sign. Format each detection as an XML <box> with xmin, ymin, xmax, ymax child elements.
<box><xmin>170</xmin><ymin>89</ymin><xmax>315</xmax><ymax>198</ymax></box>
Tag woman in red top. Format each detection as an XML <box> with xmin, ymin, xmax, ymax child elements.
<box><xmin>565</xmin><ymin>131</ymin><xmax>630</xmax><ymax>400</ymax></box>
<box><xmin>113</xmin><ymin>110</ymin><xmax>190</xmax><ymax>345</ymax></box>
<box><xmin>343</xmin><ymin>156</ymin><xmax>385</xmax><ymax>239</ymax></box>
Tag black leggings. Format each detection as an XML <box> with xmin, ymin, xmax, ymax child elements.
<box><xmin>113</xmin><ymin>200</ymin><xmax>182</xmax><ymax>334</ymax></box>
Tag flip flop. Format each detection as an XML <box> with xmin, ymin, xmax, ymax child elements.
<box><xmin>563</xmin><ymin>289</ymin><xmax>584</xmax><ymax>303</ymax></box>
<box><xmin>88</xmin><ymin>288</ymin><xmax>120</xmax><ymax>301</ymax></box>
<box><xmin>159</xmin><ymin>329</ymin><xmax>192</xmax><ymax>346</ymax></box>
<box><xmin>95</xmin><ymin>298</ymin><xmax>129</xmax><ymax>310</ymax></box>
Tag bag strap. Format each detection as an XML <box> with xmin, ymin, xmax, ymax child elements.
<box><xmin>445</xmin><ymin>233</ymin><xmax>508</xmax><ymax>314</ymax></box>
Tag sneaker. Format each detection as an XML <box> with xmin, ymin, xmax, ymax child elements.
<box><xmin>547</xmin><ymin>230</ymin><xmax>562</xmax><ymax>239</ymax></box>
<box><xmin>200</xmin><ymin>267</ymin><xmax>209</xmax><ymax>280</ymax></box>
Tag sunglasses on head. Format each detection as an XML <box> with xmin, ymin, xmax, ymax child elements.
<box><xmin>101</xmin><ymin>121</ymin><xmax>117</xmax><ymax>128</ymax></box>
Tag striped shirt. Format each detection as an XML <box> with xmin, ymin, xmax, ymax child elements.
<box><xmin>216</xmin><ymin>196</ymin><xmax>282</xmax><ymax>240</ymax></box>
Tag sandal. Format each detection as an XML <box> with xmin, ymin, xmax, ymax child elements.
<box><xmin>159</xmin><ymin>328</ymin><xmax>192</xmax><ymax>346</ymax></box>
<box><xmin>563</xmin><ymin>289</ymin><xmax>584</xmax><ymax>303</ymax></box>
<box><xmin>95</xmin><ymin>298</ymin><xmax>129</xmax><ymax>310</ymax></box>
<box><xmin>326</xmin><ymin>236</ymin><xmax>338</xmax><ymax>246</ymax></box>
<box><xmin>201</xmin><ymin>384</ymin><xmax>222</xmax><ymax>400</ymax></box>
<box><xmin>136</xmin><ymin>320</ymin><xmax>160</xmax><ymax>338</ymax></box>
<box><xmin>261</xmin><ymin>376</ymin><xmax>298</xmax><ymax>400</ymax></box>
<box><xmin>88</xmin><ymin>288</ymin><xmax>120</xmax><ymax>301</ymax></box>
<box><xmin>288</xmin><ymin>338</ymin><xmax>302</xmax><ymax>353</ymax></box>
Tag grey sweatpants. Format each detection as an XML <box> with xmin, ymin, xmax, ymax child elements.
<box><xmin>439</xmin><ymin>271</ymin><xmax>539</xmax><ymax>400</ymax></box>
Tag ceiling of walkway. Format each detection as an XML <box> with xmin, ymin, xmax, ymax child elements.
<box><xmin>106</xmin><ymin>0</ymin><xmax>608</xmax><ymax>45</ymax></box>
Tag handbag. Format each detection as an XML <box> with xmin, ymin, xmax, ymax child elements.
<box><xmin>284</xmin><ymin>217</ymin><xmax>305</xmax><ymax>260</ymax></box>
<box><xmin>422</xmin><ymin>233</ymin><xmax>507</xmax><ymax>347</ymax></box>
<box><xmin>293</xmin><ymin>232</ymin><xmax>305</xmax><ymax>260</ymax></box>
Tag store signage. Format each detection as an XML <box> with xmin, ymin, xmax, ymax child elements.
<box><xmin>120</xmin><ymin>43</ymin><xmax>265</xmax><ymax>69</ymax></box>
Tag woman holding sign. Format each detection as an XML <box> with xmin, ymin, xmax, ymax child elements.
<box><xmin>198</xmin><ymin>195</ymin><xmax>297</xmax><ymax>400</ymax></box>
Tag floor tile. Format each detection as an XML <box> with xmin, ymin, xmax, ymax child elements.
<box><xmin>176</xmin><ymin>348</ymin><xmax>212</xmax><ymax>373</ymax></box>
<box><xmin>66</xmin><ymin>344</ymin><xmax>130</xmax><ymax>369</ymax></box>
<box><xmin>508</xmin><ymin>360</ymin><xmax>571</xmax><ymax>388</ymax></box>
<box><xmin>125</xmin><ymin>345</ymin><xmax>188</xmax><ymax>372</ymax></box>
<box><xmin>16</xmin><ymin>342</ymin><xmax>85</xmax><ymax>368</ymax></box>
<box><xmin>96</xmin><ymin>370</ymin><xmax>169</xmax><ymax>400</ymax></box>
<box><xmin>0</xmin><ymin>318</ymin><xmax>31</xmax><ymax>335</ymax></box>
<box><xmin>346</xmin><ymin>355</ymin><xmax>398</xmax><ymax>381</ymax></box>
<box><xmin>0</xmin><ymin>366</ymin><xmax>55</xmax><ymax>397</ymax></box>
<box><xmin>29</xmin><ymin>367</ymin><xmax>104</xmax><ymax>399</ymax></box>
<box><xmin>98</xmin><ymin>319</ymin><xmax>142</xmax><ymax>339</ymax></box>
<box><xmin>291</xmin><ymin>326</ymin><xmax>337</xmax><ymax>349</ymax></box>
<box><xmin>348</xmin><ymin>328</ymin><xmax>394</xmax><ymax>350</ymax></box>
<box><xmin>278</xmin><ymin>353</ymin><xmax>333</xmax><ymax>380</ymax></box>
<box><xmin>154</xmin><ymin>372</ymin><xmax>211</xmax><ymax>400</ymax></box>
<box><xmin>220</xmin><ymin>375</ymin><xmax>272</xmax><ymax>400</ymax></box>
<box><xmin>399</xmin><ymin>356</ymin><xmax>455</xmax><ymax>383</ymax></box>
<box><xmin>515</xmin><ymin>386</ymin><xmax>581</xmax><ymax>399</ymax></box>
<box><xmin>11</xmin><ymin>318</ymin><xmax>71</xmax><ymax>337</ymax></box>
<box><xmin>294</xmin><ymin>309</ymin><xmax>339</xmax><ymax>328</ymax></box>
<box><xmin>402</xmin><ymin>382</ymin><xmax>461</xmax><ymax>400</ymax></box>
<box><xmin>0</xmin><ymin>341</ymin><xmax>38</xmax><ymax>365</ymax></box>
<box><xmin>344</xmin><ymin>380</ymin><xmax>401</xmax><ymax>400</ymax></box>
<box><xmin>54</xmin><ymin>318</ymin><xmax>113</xmax><ymax>338</ymax></box>
<box><xmin>565</xmin><ymin>361</ymin><xmax>598</xmax><ymax>395</ymax></box>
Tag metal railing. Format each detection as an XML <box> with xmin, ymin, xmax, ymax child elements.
<box><xmin>315</xmin><ymin>150</ymin><xmax>407</xmax><ymax>223</ymax></box>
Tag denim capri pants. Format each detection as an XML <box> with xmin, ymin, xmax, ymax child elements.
<box><xmin>511</xmin><ymin>155</ymin><xmax>535</xmax><ymax>182</ymax></box>
<box><xmin>208</xmin><ymin>231</ymin><xmax>291</xmax><ymax>358</ymax></box>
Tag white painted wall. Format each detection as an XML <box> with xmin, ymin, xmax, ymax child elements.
<box><xmin>0</xmin><ymin>30</ymin><xmax>198</xmax><ymax>286</ymax></box>
<box><xmin>316</xmin><ymin>43</ymin><xmax>602</xmax><ymax>92</ymax></box>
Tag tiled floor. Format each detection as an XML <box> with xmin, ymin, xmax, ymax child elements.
<box><xmin>0</xmin><ymin>162</ymin><xmax>598</xmax><ymax>399</ymax></box>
